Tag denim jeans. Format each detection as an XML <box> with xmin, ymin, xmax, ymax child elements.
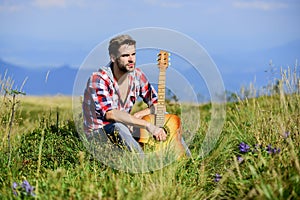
<box><xmin>103</xmin><ymin>122</ymin><xmax>144</xmax><ymax>154</ymax></box>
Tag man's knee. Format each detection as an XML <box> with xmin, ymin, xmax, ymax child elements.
<box><xmin>113</xmin><ymin>123</ymin><xmax>130</xmax><ymax>134</ymax></box>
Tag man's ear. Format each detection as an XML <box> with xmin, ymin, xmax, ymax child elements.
<box><xmin>110</xmin><ymin>54</ymin><xmax>116</xmax><ymax>63</ymax></box>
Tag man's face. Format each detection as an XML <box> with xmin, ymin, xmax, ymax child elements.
<box><xmin>115</xmin><ymin>44</ymin><xmax>136</xmax><ymax>73</ymax></box>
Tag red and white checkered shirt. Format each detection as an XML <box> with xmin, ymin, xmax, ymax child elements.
<box><xmin>82</xmin><ymin>64</ymin><xmax>158</xmax><ymax>134</ymax></box>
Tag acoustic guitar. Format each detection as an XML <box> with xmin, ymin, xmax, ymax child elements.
<box><xmin>137</xmin><ymin>50</ymin><xmax>185</xmax><ymax>156</ymax></box>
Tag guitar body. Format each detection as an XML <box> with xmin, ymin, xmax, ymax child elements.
<box><xmin>137</xmin><ymin>114</ymin><xmax>185</xmax><ymax>156</ymax></box>
<box><xmin>133</xmin><ymin>50</ymin><xmax>187</xmax><ymax>157</ymax></box>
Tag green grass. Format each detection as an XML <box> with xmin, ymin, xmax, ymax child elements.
<box><xmin>0</xmin><ymin>69</ymin><xmax>299</xmax><ymax>199</ymax></box>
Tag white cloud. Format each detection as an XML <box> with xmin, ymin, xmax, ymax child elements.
<box><xmin>30</xmin><ymin>0</ymin><xmax>92</xmax><ymax>9</ymax></box>
<box><xmin>0</xmin><ymin>4</ymin><xmax>22</xmax><ymax>12</ymax></box>
<box><xmin>0</xmin><ymin>0</ymin><xmax>25</xmax><ymax>12</ymax></box>
<box><xmin>32</xmin><ymin>0</ymin><xmax>67</xmax><ymax>8</ymax></box>
<box><xmin>233</xmin><ymin>0</ymin><xmax>288</xmax><ymax>11</ymax></box>
<box><xmin>0</xmin><ymin>0</ymin><xmax>69</xmax><ymax>11</ymax></box>
<box><xmin>144</xmin><ymin>0</ymin><xmax>183</xmax><ymax>8</ymax></box>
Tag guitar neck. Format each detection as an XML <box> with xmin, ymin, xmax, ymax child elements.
<box><xmin>156</xmin><ymin>68</ymin><xmax>166</xmax><ymax>127</ymax></box>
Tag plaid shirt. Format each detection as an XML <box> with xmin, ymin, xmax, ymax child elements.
<box><xmin>83</xmin><ymin>64</ymin><xmax>158</xmax><ymax>134</ymax></box>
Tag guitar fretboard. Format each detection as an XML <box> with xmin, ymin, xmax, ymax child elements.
<box><xmin>156</xmin><ymin>68</ymin><xmax>166</xmax><ymax>127</ymax></box>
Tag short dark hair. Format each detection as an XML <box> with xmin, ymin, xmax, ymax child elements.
<box><xmin>108</xmin><ymin>34</ymin><xmax>136</xmax><ymax>57</ymax></box>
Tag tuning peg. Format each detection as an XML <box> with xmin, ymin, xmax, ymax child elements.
<box><xmin>169</xmin><ymin>62</ymin><xmax>171</xmax><ymax>66</ymax></box>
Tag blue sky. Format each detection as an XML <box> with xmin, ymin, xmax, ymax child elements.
<box><xmin>0</xmin><ymin>0</ymin><xmax>299</xmax><ymax>99</ymax></box>
<box><xmin>0</xmin><ymin>0</ymin><xmax>299</xmax><ymax>69</ymax></box>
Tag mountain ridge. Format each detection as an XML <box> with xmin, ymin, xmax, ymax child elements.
<box><xmin>1</xmin><ymin>39</ymin><xmax>299</xmax><ymax>96</ymax></box>
<box><xmin>0</xmin><ymin>59</ymin><xmax>77</xmax><ymax>95</ymax></box>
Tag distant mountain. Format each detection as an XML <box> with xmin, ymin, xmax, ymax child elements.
<box><xmin>0</xmin><ymin>39</ymin><xmax>299</xmax><ymax>96</ymax></box>
<box><xmin>0</xmin><ymin>59</ymin><xmax>77</xmax><ymax>95</ymax></box>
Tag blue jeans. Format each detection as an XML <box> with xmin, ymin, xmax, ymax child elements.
<box><xmin>103</xmin><ymin>122</ymin><xmax>144</xmax><ymax>154</ymax></box>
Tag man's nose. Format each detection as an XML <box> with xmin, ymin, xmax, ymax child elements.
<box><xmin>128</xmin><ymin>54</ymin><xmax>135</xmax><ymax>61</ymax></box>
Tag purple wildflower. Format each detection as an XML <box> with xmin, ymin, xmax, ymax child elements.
<box><xmin>22</xmin><ymin>180</ymin><xmax>30</xmax><ymax>192</ymax></box>
<box><xmin>12</xmin><ymin>182</ymin><xmax>18</xmax><ymax>196</ymax></box>
<box><xmin>214</xmin><ymin>173</ymin><xmax>222</xmax><ymax>182</ymax></box>
<box><xmin>272</xmin><ymin>147</ymin><xmax>281</xmax><ymax>154</ymax></box>
<box><xmin>237</xmin><ymin>155</ymin><xmax>244</xmax><ymax>163</ymax></box>
<box><xmin>282</xmin><ymin>132</ymin><xmax>290</xmax><ymax>139</ymax></box>
<box><xmin>239</xmin><ymin>142</ymin><xmax>250</xmax><ymax>153</ymax></box>
<box><xmin>266</xmin><ymin>144</ymin><xmax>273</xmax><ymax>154</ymax></box>
<box><xmin>12</xmin><ymin>182</ymin><xmax>18</xmax><ymax>190</ymax></box>
<box><xmin>266</xmin><ymin>145</ymin><xmax>281</xmax><ymax>154</ymax></box>
<box><xmin>12</xmin><ymin>190</ymin><xmax>18</xmax><ymax>196</ymax></box>
<box><xmin>21</xmin><ymin>180</ymin><xmax>35</xmax><ymax>196</ymax></box>
<box><xmin>12</xmin><ymin>180</ymin><xmax>35</xmax><ymax>197</ymax></box>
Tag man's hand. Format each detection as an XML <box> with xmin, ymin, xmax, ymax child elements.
<box><xmin>146</xmin><ymin>123</ymin><xmax>167</xmax><ymax>141</ymax></box>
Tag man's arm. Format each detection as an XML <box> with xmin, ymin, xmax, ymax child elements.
<box><xmin>106</xmin><ymin>109</ymin><xmax>148</xmax><ymax>128</ymax></box>
<box><xmin>133</xmin><ymin>104</ymin><xmax>166</xmax><ymax>119</ymax></box>
<box><xmin>105</xmin><ymin>109</ymin><xmax>167</xmax><ymax>141</ymax></box>
<box><xmin>133</xmin><ymin>104</ymin><xmax>152</xmax><ymax>119</ymax></box>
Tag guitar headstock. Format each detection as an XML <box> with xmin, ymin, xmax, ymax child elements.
<box><xmin>157</xmin><ymin>50</ymin><xmax>170</xmax><ymax>70</ymax></box>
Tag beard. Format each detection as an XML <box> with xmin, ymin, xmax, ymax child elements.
<box><xmin>115</xmin><ymin>58</ymin><xmax>135</xmax><ymax>73</ymax></box>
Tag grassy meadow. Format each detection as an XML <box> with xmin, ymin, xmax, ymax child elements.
<box><xmin>0</xmin><ymin>67</ymin><xmax>299</xmax><ymax>199</ymax></box>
